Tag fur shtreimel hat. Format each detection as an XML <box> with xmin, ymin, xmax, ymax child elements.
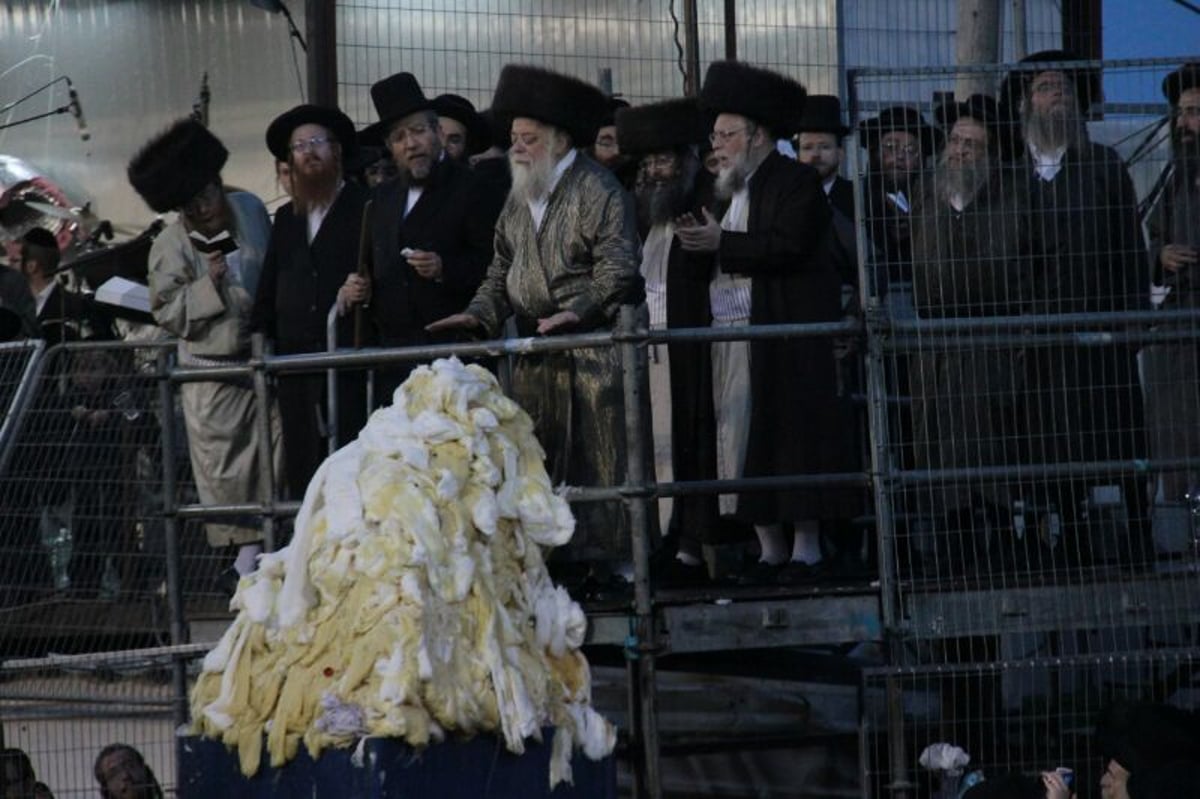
<box><xmin>615</xmin><ymin>98</ymin><xmax>706</xmax><ymax>156</ymax></box>
<box><xmin>1163</xmin><ymin>62</ymin><xmax>1200</xmax><ymax>106</ymax></box>
<box><xmin>265</xmin><ymin>104</ymin><xmax>357</xmax><ymax>162</ymax></box>
<box><xmin>491</xmin><ymin>64</ymin><xmax>607</xmax><ymax>146</ymax></box>
<box><xmin>998</xmin><ymin>49</ymin><xmax>1101</xmax><ymax>117</ymax></box>
<box><xmin>128</xmin><ymin>118</ymin><xmax>228</xmax><ymax>214</ymax></box>
<box><xmin>700</xmin><ymin>60</ymin><xmax>808</xmax><ymax>137</ymax></box>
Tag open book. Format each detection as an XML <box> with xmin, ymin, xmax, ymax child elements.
<box><xmin>188</xmin><ymin>229</ymin><xmax>239</xmax><ymax>255</ymax></box>
<box><xmin>94</xmin><ymin>276</ymin><xmax>154</xmax><ymax>323</ymax></box>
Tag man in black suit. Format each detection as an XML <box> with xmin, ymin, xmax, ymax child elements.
<box><xmin>253</xmin><ymin>104</ymin><xmax>370</xmax><ymax>499</ymax></box>
<box><xmin>19</xmin><ymin>227</ymin><xmax>113</xmax><ymax>344</ymax></box>
<box><xmin>795</xmin><ymin>95</ymin><xmax>854</xmax><ymax>221</ymax></box>
<box><xmin>361</xmin><ymin>72</ymin><xmax>500</xmax><ymax>395</ymax></box>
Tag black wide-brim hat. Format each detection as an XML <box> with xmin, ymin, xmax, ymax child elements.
<box><xmin>700</xmin><ymin>60</ymin><xmax>808</xmax><ymax>137</ymax></box>
<box><xmin>998</xmin><ymin>49</ymin><xmax>1101</xmax><ymax>117</ymax></box>
<box><xmin>615</xmin><ymin>98</ymin><xmax>706</xmax><ymax>155</ymax></box>
<box><xmin>858</xmin><ymin>105</ymin><xmax>942</xmax><ymax>155</ymax></box>
<box><xmin>491</xmin><ymin>64</ymin><xmax>607</xmax><ymax>146</ymax></box>
<box><xmin>599</xmin><ymin>97</ymin><xmax>630</xmax><ymax>129</ymax></box>
<box><xmin>265</xmin><ymin>104</ymin><xmax>358</xmax><ymax>162</ymax></box>
<box><xmin>128</xmin><ymin>118</ymin><xmax>228</xmax><ymax>214</ymax></box>
<box><xmin>432</xmin><ymin>93</ymin><xmax>491</xmax><ymax>156</ymax></box>
<box><xmin>795</xmin><ymin>94</ymin><xmax>849</xmax><ymax>137</ymax></box>
<box><xmin>935</xmin><ymin>93</ymin><xmax>1001</xmax><ymax>131</ymax></box>
<box><xmin>361</xmin><ymin>72</ymin><xmax>434</xmax><ymax>146</ymax></box>
<box><xmin>1163</xmin><ymin>62</ymin><xmax>1200</xmax><ymax>105</ymax></box>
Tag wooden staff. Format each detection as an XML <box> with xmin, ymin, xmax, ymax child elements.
<box><xmin>353</xmin><ymin>198</ymin><xmax>373</xmax><ymax>348</ymax></box>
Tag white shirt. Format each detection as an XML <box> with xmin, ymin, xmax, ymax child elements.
<box><xmin>885</xmin><ymin>189</ymin><xmax>910</xmax><ymax>214</ymax></box>
<box><xmin>527</xmin><ymin>149</ymin><xmax>578</xmax><ymax>231</ymax></box>
<box><xmin>1029</xmin><ymin>142</ymin><xmax>1067</xmax><ymax>182</ymax></box>
<box><xmin>307</xmin><ymin>180</ymin><xmax>344</xmax><ymax>243</ymax></box>
<box><xmin>822</xmin><ymin>176</ymin><xmax>837</xmax><ymax>196</ymax></box>
<box><xmin>710</xmin><ymin>169</ymin><xmax>756</xmax><ymax>323</ymax></box>
<box><xmin>405</xmin><ymin>187</ymin><xmax>423</xmax><ymax>217</ymax></box>
<box><xmin>641</xmin><ymin>223</ymin><xmax>673</xmax><ymax>329</ymax></box>
<box><xmin>33</xmin><ymin>281</ymin><xmax>55</xmax><ymax>316</ymax></box>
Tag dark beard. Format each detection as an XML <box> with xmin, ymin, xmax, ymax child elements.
<box><xmin>1021</xmin><ymin>100</ymin><xmax>1086</xmax><ymax>152</ymax></box>
<box><xmin>1174</xmin><ymin>128</ymin><xmax>1200</xmax><ymax>176</ymax></box>
<box><xmin>289</xmin><ymin>156</ymin><xmax>341</xmax><ymax>215</ymax></box>
<box><xmin>636</xmin><ymin>179</ymin><xmax>686</xmax><ymax>228</ymax></box>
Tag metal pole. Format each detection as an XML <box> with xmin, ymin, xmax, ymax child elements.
<box><xmin>306</xmin><ymin>0</ymin><xmax>337</xmax><ymax>107</ymax></box>
<box><xmin>251</xmin><ymin>334</ymin><xmax>278</xmax><ymax>553</ymax></box>
<box><xmin>682</xmin><ymin>0</ymin><xmax>702</xmax><ymax>97</ymax></box>
<box><xmin>156</xmin><ymin>349</ymin><xmax>189</xmax><ymax>729</ymax></box>
<box><xmin>617</xmin><ymin>305</ymin><xmax>662</xmax><ymax>799</ymax></box>
<box><xmin>1011</xmin><ymin>0</ymin><xmax>1028</xmax><ymax>60</ymax></box>
<box><xmin>326</xmin><ymin>303</ymin><xmax>340</xmax><ymax>456</ymax></box>
<box><xmin>724</xmin><ymin>0</ymin><xmax>737</xmax><ymax>61</ymax></box>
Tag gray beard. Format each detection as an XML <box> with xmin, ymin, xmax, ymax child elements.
<box><xmin>1022</xmin><ymin>102</ymin><xmax>1086</xmax><ymax>152</ymax></box>
<box><xmin>508</xmin><ymin>149</ymin><xmax>557</xmax><ymax>206</ymax></box>
<box><xmin>935</xmin><ymin>156</ymin><xmax>992</xmax><ymax>208</ymax></box>
<box><xmin>714</xmin><ymin>146</ymin><xmax>753</xmax><ymax>200</ymax></box>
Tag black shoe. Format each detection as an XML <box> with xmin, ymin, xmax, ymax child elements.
<box><xmin>737</xmin><ymin>560</ymin><xmax>784</xmax><ymax>586</ymax></box>
<box><xmin>654</xmin><ymin>558</ymin><xmax>711</xmax><ymax>589</ymax></box>
<box><xmin>776</xmin><ymin>559</ymin><xmax>830</xmax><ymax>585</ymax></box>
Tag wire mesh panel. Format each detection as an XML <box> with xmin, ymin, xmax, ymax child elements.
<box><xmin>862</xmin><ymin>649</ymin><xmax>1200</xmax><ymax>799</ymax></box>
<box><xmin>849</xmin><ymin>57</ymin><xmax>1200</xmax><ymax>649</ymax></box>
<box><xmin>0</xmin><ymin>342</ymin><xmax>229</xmax><ymax>658</ymax></box>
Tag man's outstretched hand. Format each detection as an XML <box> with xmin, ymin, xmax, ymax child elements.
<box><xmin>425</xmin><ymin>313</ymin><xmax>482</xmax><ymax>333</ymax></box>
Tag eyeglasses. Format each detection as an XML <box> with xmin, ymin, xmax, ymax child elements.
<box><xmin>179</xmin><ymin>182</ymin><xmax>222</xmax><ymax>216</ymax></box>
<box><xmin>386</xmin><ymin>123</ymin><xmax>431</xmax><ymax>145</ymax></box>
<box><xmin>709</xmin><ymin>127</ymin><xmax>749</xmax><ymax>145</ymax></box>
<box><xmin>289</xmin><ymin>135</ymin><xmax>332</xmax><ymax>154</ymax></box>
<box><xmin>880</xmin><ymin>141</ymin><xmax>920</xmax><ymax>157</ymax></box>
<box><xmin>1177</xmin><ymin>105</ymin><xmax>1200</xmax><ymax>120</ymax></box>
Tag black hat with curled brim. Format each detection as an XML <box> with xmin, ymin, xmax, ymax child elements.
<box><xmin>997</xmin><ymin>49</ymin><xmax>1101</xmax><ymax>118</ymax></box>
<box><xmin>265</xmin><ymin>104</ymin><xmax>358</xmax><ymax>162</ymax></box>
<box><xmin>359</xmin><ymin>72</ymin><xmax>435</xmax><ymax>150</ymax></box>
<box><xmin>490</xmin><ymin>64</ymin><xmax>608</xmax><ymax>147</ymax></box>
<box><xmin>1163</xmin><ymin>62</ymin><xmax>1200</xmax><ymax>106</ymax></box>
<box><xmin>857</xmin><ymin>105</ymin><xmax>942</xmax><ymax>156</ymax></box>
<box><xmin>128</xmin><ymin>118</ymin><xmax>228</xmax><ymax>214</ymax></box>
<box><xmin>615</xmin><ymin>97</ymin><xmax>707</xmax><ymax>156</ymax></box>
<box><xmin>432</xmin><ymin>94</ymin><xmax>491</xmax><ymax>156</ymax></box>
<box><xmin>699</xmin><ymin>60</ymin><xmax>808</xmax><ymax>137</ymax></box>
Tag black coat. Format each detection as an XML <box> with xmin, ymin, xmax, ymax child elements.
<box><xmin>1018</xmin><ymin>141</ymin><xmax>1147</xmax><ymax>469</ymax></box>
<box><xmin>714</xmin><ymin>151</ymin><xmax>860</xmax><ymax>522</ymax></box>
<box><xmin>253</xmin><ymin>181</ymin><xmax>371</xmax><ymax>354</ymax></box>
<box><xmin>368</xmin><ymin>157</ymin><xmax>499</xmax><ymax>347</ymax></box>
<box><xmin>826</xmin><ymin>175</ymin><xmax>856</xmax><ymax>222</ymax></box>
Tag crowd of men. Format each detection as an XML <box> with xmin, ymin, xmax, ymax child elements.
<box><xmin>1</xmin><ymin>51</ymin><xmax>1197</xmax><ymax>591</ymax></box>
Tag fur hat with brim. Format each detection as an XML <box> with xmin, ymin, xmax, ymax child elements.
<box><xmin>128</xmin><ymin>118</ymin><xmax>228</xmax><ymax>213</ymax></box>
<box><xmin>491</xmin><ymin>64</ymin><xmax>607</xmax><ymax>146</ymax></box>
<box><xmin>1163</xmin><ymin>62</ymin><xmax>1200</xmax><ymax>106</ymax></box>
<box><xmin>700</xmin><ymin>60</ymin><xmax>808</xmax><ymax>137</ymax></box>
<box><xmin>795</xmin><ymin>95</ymin><xmax>849</xmax><ymax>137</ymax></box>
<box><xmin>616</xmin><ymin>98</ymin><xmax>706</xmax><ymax>156</ymax></box>
<box><xmin>432</xmin><ymin>94</ymin><xmax>491</xmax><ymax>156</ymax></box>
<box><xmin>998</xmin><ymin>50</ymin><xmax>1101</xmax><ymax>117</ymax></box>
<box><xmin>858</xmin><ymin>105</ymin><xmax>942</xmax><ymax>155</ymax></box>
<box><xmin>599</xmin><ymin>97</ymin><xmax>630</xmax><ymax>128</ymax></box>
<box><xmin>265</xmin><ymin>104</ymin><xmax>357</xmax><ymax>162</ymax></box>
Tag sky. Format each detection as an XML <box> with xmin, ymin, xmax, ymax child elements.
<box><xmin>1104</xmin><ymin>0</ymin><xmax>1198</xmax><ymax>60</ymax></box>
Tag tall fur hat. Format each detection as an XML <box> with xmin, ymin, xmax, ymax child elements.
<box><xmin>128</xmin><ymin>118</ymin><xmax>228</xmax><ymax>213</ymax></box>
<box><xmin>491</xmin><ymin>64</ymin><xmax>607</xmax><ymax>146</ymax></box>
<box><xmin>699</xmin><ymin>60</ymin><xmax>808</xmax><ymax>137</ymax></box>
<box><xmin>615</xmin><ymin>98</ymin><xmax>706</xmax><ymax>156</ymax></box>
<box><xmin>1163</xmin><ymin>62</ymin><xmax>1200</xmax><ymax>106</ymax></box>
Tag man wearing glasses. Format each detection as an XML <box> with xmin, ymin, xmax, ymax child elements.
<box><xmin>361</xmin><ymin>72</ymin><xmax>498</xmax><ymax>393</ymax></box>
<box><xmin>128</xmin><ymin>118</ymin><xmax>281</xmax><ymax>582</ymax></box>
<box><xmin>676</xmin><ymin>61</ymin><xmax>853</xmax><ymax>584</ymax></box>
<box><xmin>254</xmin><ymin>104</ymin><xmax>370</xmax><ymax>499</ymax></box>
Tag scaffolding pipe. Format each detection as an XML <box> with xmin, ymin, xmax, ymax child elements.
<box><xmin>326</xmin><ymin>302</ymin><xmax>340</xmax><ymax>455</ymax></box>
<box><xmin>618</xmin><ymin>306</ymin><xmax>662</xmax><ymax>799</ymax></box>
<box><xmin>156</xmin><ymin>348</ymin><xmax>189</xmax><ymax>729</ymax></box>
<box><xmin>250</xmin><ymin>334</ymin><xmax>278</xmax><ymax>553</ymax></box>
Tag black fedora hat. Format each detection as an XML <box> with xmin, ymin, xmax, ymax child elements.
<box><xmin>858</xmin><ymin>105</ymin><xmax>941</xmax><ymax>155</ymax></box>
<box><xmin>795</xmin><ymin>95</ymin><xmax>849</xmax><ymax>138</ymax></box>
<box><xmin>1163</xmin><ymin>62</ymin><xmax>1200</xmax><ymax>106</ymax></box>
<box><xmin>616</xmin><ymin>97</ymin><xmax>707</xmax><ymax>156</ymax></box>
<box><xmin>265</xmin><ymin>104</ymin><xmax>357</xmax><ymax>162</ymax></box>
<box><xmin>998</xmin><ymin>50</ymin><xmax>1101</xmax><ymax>116</ymax></box>
<box><xmin>432</xmin><ymin>93</ymin><xmax>491</xmax><ymax>156</ymax></box>
<box><xmin>361</xmin><ymin>72</ymin><xmax>434</xmax><ymax>146</ymax></box>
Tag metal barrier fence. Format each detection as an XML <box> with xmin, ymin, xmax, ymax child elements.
<box><xmin>1</xmin><ymin>45</ymin><xmax>1198</xmax><ymax>799</ymax></box>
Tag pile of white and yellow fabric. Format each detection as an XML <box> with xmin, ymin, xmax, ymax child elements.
<box><xmin>190</xmin><ymin>358</ymin><xmax>616</xmax><ymax>787</ymax></box>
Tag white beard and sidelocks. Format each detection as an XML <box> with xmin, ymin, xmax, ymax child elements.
<box><xmin>508</xmin><ymin>142</ymin><xmax>561</xmax><ymax>206</ymax></box>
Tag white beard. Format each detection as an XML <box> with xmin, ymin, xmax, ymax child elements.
<box><xmin>508</xmin><ymin>149</ymin><xmax>557</xmax><ymax>205</ymax></box>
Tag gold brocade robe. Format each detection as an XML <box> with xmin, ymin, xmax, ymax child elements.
<box><xmin>467</xmin><ymin>154</ymin><xmax>644</xmax><ymax>560</ymax></box>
